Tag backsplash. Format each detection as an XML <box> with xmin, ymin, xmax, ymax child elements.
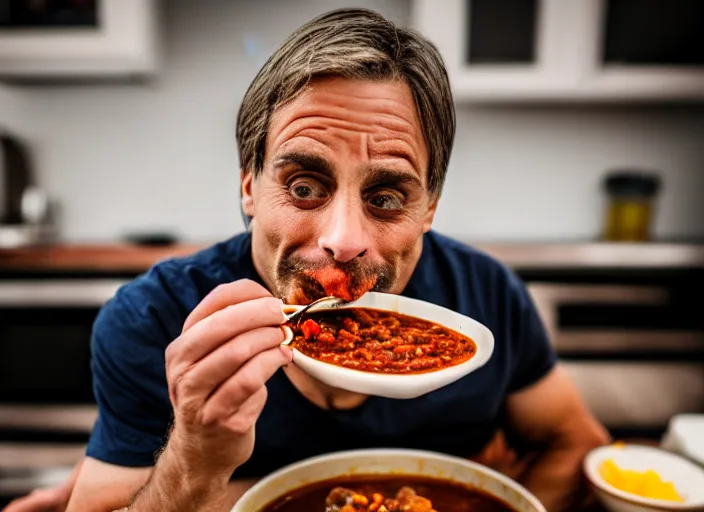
<box><xmin>3</xmin><ymin>0</ymin><xmax>703</xmax><ymax>243</ymax></box>
<box><xmin>0</xmin><ymin>85</ymin><xmax>27</xmax><ymax>135</ymax></box>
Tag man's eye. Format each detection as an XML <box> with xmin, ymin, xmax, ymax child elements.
<box><xmin>369</xmin><ymin>192</ymin><xmax>404</xmax><ymax>211</ymax></box>
<box><xmin>287</xmin><ymin>178</ymin><xmax>327</xmax><ymax>208</ymax></box>
<box><xmin>292</xmin><ymin>184</ymin><xmax>313</xmax><ymax>199</ymax></box>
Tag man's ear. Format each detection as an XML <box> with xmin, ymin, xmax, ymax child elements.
<box><xmin>422</xmin><ymin>196</ymin><xmax>438</xmax><ymax>233</ymax></box>
<box><xmin>241</xmin><ymin>169</ymin><xmax>255</xmax><ymax>217</ymax></box>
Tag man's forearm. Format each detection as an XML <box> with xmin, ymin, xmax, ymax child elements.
<box><xmin>519</xmin><ymin>433</ymin><xmax>607</xmax><ymax>512</ymax></box>
<box><xmin>127</xmin><ymin>443</ymin><xmax>234</xmax><ymax>512</ymax></box>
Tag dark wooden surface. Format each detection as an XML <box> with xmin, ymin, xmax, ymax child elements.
<box><xmin>0</xmin><ymin>243</ymin><xmax>203</xmax><ymax>272</ymax></box>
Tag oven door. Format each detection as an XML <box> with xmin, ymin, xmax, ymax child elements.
<box><xmin>0</xmin><ymin>278</ymin><xmax>125</xmax><ymax>504</ymax></box>
<box><xmin>0</xmin><ymin>279</ymin><xmax>126</xmax><ymax>403</ymax></box>
<box><xmin>527</xmin><ymin>281</ymin><xmax>704</xmax><ymax>438</ymax></box>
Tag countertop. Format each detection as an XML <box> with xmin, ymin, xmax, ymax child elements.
<box><xmin>0</xmin><ymin>240</ymin><xmax>703</xmax><ymax>273</ymax></box>
<box><xmin>0</xmin><ymin>243</ymin><xmax>203</xmax><ymax>273</ymax></box>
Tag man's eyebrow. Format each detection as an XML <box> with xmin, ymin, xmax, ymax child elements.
<box><xmin>385</xmin><ymin>149</ymin><xmax>421</xmax><ymax>175</ymax></box>
<box><xmin>364</xmin><ymin>167</ymin><xmax>423</xmax><ymax>189</ymax></box>
<box><xmin>272</xmin><ymin>152</ymin><xmax>333</xmax><ymax>176</ymax></box>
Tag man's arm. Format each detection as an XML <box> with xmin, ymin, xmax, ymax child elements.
<box><xmin>4</xmin><ymin>457</ymin><xmax>84</xmax><ymax>512</ymax></box>
<box><xmin>505</xmin><ymin>364</ymin><xmax>611</xmax><ymax>512</ymax></box>
<box><xmin>65</xmin><ymin>458</ymin><xmax>150</xmax><ymax>511</ymax></box>
<box><xmin>66</xmin><ymin>280</ymin><xmax>288</xmax><ymax>512</ymax></box>
<box><xmin>65</xmin><ymin>457</ymin><xmax>257</xmax><ymax>512</ymax></box>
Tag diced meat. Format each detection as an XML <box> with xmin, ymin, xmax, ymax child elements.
<box><xmin>395</xmin><ymin>487</ymin><xmax>435</xmax><ymax>512</ymax></box>
<box><xmin>324</xmin><ymin>486</ymin><xmax>435</xmax><ymax>512</ymax></box>
<box><xmin>317</xmin><ymin>332</ymin><xmax>336</xmax><ymax>344</ymax></box>
<box><xmin>343</xmin><ymin>316</ymin><xmax>360</xmax><ymax>334</ymax></box>
<box><xmin>326</xmin><ymin>487</ymin><xmax>356</xmax><ymax>511</ymax></box>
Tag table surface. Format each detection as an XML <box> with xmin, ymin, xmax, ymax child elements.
<box><xmin>1</xmin><ymin>241</ymin><xmax>703</xmax><ymax>272</ymax></box>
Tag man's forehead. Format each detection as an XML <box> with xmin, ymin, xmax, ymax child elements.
<box><xmin>274</xmin><ymin>76</ymin><xmax>419</xmax><ymax>120</ymax></box>
<box><xmin>266</xmin><ymin>76</ymin><xmax>429</xmax><ymax>177</ymax></box>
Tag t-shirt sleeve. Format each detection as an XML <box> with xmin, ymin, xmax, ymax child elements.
<box><xmin>85</xmin><ymin>267</ymin><xmax>184</xmax><ymax>467</ymax></box>
<box><xmin>505</xmin><ymin>272</ymin><xmax>558</xmax><ymax>393</ymax></box>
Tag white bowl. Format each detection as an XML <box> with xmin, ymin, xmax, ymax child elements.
<box><xmin>661</xmin><ymin>414</ymin><xmax>704</xmax><ymax>467</ymax></box>
<box><xmin>233</xmin><ymin>448</ymin><xmax>546</xmax><ymax>512</ymax></box>
<box><xmin>584</xmin><ymin>443</ymin><xmax>704</xmax><ymax>512</ymax></box>
<box><xmin>282</xmin><ymin>292</ymin><xmax>495</xmax><ymax>399</ymax></box>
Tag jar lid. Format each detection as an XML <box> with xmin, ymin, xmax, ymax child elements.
<box><xmin>603</xmin><ymin>170</ymin><xmax>661</xmax><ymax>196</ymax></box>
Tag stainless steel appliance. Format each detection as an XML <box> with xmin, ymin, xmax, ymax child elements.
<box><xmin>0</xmin><ymin>276</ymin><xmax>128</xmax><ymax>503</ymax></box>
<box><xmin>482</xmin><ymin>242</ymin><xmax>704</xmax><ymax>439</ymax></box>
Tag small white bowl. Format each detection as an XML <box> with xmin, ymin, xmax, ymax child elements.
<box><xmin>233</xmin><ymin>448</ymin><xmax>546</xmax><ymax>512</ymax></box>
<box><xmin>584</xmin><ymin>443</ymin><xmax>704</xmax><ymax>512</ymax></box>
<box><xmin>282</xmin><ymin>292</ymin><xmax>494</xmax><ymax>399</ymax></box>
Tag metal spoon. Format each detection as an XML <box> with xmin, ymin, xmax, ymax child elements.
<box><xmin>280</xmin><ymin>296</ymin><xmax>347</xmax><ymax>346</ymax></box>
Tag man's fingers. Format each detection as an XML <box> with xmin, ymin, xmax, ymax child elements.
<box><xmin>167</xmin><ymin>296</ymin><xmax>286</xmax><ymax>369</ymax></box>
<box><xmin>182</xmin><ymin>279</ymin><xmax>271</xmax><ymax>333</ymax></box>
<box><xmin>3</xmin><ymin>488</ymin><xmax>62</xmax><ymax>511</ymax></box>
<box><xmin>176</xmin><ymin>326</ymin><xmax>286</xmax><ymax>400</ymax></box>
<box><xmin>221</xmin><ymin>386</ymin><xmax>269</xmax><ymax>435</ymax></box>
<box><xmin>200</xmin><ymin>346</ymin><xmax>292</xmax><ymax>424</ymax></box>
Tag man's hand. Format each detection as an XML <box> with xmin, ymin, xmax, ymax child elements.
<box><xmin>65</xmin><ymin>279</ymin><xmax>292</xmax><ymax>512</ymax></box>
<box><xmin>5</xmin><ymin>457</ymin><xmax>83</xmax><ymax>512</ymax></box>
<box><xmin>470</xmin><ymin>430</ymin><xmax>535</xmax><ymax>482</ymax></box>
<box><xmin>4</xmin><ymin>487</ymin><xmax>70</xmax><ymax>512</ymax></box>
<box><xmin>161</xmin><ymin>279</ymin><xmax>292</xmax><ymax>481</ymax></box>
<box><xmin>505</xmin><ymin>365</ymin><xmax>610</xmax><ymax>512</ymax></box>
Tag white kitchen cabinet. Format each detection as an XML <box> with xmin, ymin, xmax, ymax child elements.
<box><xmin>411</xmin><ymin>0</ymin><xmax>704</xmax><ymax>102</ymax></box>
<box><xmin>0</xmin><ymin>0</ymin><xmax>160</xmax><ymax>80</ymax></box>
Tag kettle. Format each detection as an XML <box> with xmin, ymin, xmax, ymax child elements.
<box><xmin>0</xmin><ymin>132</ymin><xmax>33</xmax><ymax>224</ymax></box>
<box><xmin>0</xmin><ymin>131</ymin><xmax>53</xmax><ymax>247</ymax></box>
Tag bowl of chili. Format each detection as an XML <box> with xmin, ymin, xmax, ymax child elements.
<box><xmin>233</xmin><ymin>448</ymin><xmax>546</xmax><ymax>512</ymax></box>
<box><xmin>282</xmin><ymin>292</ymin><xmax>494</xmax><ymax>399</ymax></box>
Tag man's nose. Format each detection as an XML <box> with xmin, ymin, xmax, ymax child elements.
<box><xmin>318</xmin><ymin>199</ymin><xmax>371</xmax><ymax>263</ymax></box>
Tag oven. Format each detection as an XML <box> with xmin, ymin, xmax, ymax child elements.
<box><xmin>0</xmin><ymin>277</ymin><xmax>128</xmax><ymax>504</ymax></box>
<box><xmin>515</xmin><ymin>258</ymin><xmax>704</xmax><ymax>441</ymax></box>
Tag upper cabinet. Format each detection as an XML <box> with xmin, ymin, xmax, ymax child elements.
<box><xmin>411</xmin><ymin>0</ymin><xmax>704</xmax><ymax>102</ymax></box>
<box><xmin>0</xmin><ymin>0</ymin><xmax>160</xmax><ymax>81</ymax></box>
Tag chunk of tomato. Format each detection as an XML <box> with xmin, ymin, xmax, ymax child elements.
<box><xmin>300</xmin><ymin>319</ymin><xmax>321</xmax><ymax>340</ymax></box>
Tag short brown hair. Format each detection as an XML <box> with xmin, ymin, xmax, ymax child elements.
<box><xmin>236</xmin><ymin>8</ymin><xmax>455</xmax><ymax>196</ymax></box>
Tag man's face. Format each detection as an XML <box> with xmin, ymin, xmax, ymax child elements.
<box><xmin>242</xmin><ymin>77</ymin><xmax>436</xmax><ymax>304</ymax></box>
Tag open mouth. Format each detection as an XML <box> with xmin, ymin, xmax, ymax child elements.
<box><xmin>303</xmin><ymin>267</ymin><xmax>378</xmax><ymax>302</ymax></box>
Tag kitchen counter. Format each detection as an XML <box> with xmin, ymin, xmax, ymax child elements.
<box><xmin>0</xmin><ymin>241</ymin><xmax>703</xmax><ymax>274</ymax></box>
<box><xmin>0</xmin><ymin>243</ymin><xmax>203</xmax><ymax>273</ymax></box>
<box><xmin>475</xmin><ymin>241</ymin><xmax>704</xmax><ymax>269</ymax></box>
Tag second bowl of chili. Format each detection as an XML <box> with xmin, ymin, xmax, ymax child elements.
<box><xmin>281</xmin><ymin>292</ymin><xmax>494</xmax><ymax>399</ymax></box>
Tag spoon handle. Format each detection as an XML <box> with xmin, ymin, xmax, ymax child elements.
<box><xmin>283</xmin><ymin>296</ymin><xmax>347</xmax><ymax>324</ymax></box>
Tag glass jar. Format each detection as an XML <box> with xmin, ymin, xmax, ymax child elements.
<box><xmin>602</xmin><ymin>171</ymin><xmax>661</xmax><ymax>242</ymax></box>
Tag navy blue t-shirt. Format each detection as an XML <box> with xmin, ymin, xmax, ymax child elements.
<box><xmin>85</xmin><ymin>230</ymin><xmax>556</xmax><ymax>478</ymax></box>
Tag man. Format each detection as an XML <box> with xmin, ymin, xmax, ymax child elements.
<box><xmin>7</xmin><ymin>8</ymin><xmax>608</xmax><ymax>512</ymax></box>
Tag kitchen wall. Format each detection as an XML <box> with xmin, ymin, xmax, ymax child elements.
<box><xmin>10</xmin><ymin>0</ymin><xmax>704</xmax><ymax>243</ymax></box>
<box><xmin>0</xmin><ymin>84</ymin><xmax>29</xmax><ymax>135</ymax></box>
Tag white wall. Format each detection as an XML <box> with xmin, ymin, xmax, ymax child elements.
<box><xmin>11</xmin><ymin>0</ymin><xmax>704</xmax><ymax>243</ymax></box>
<box><xmin>436</xmin><ymin>104</ymin><xmax>704</xmax><ymax>242</ymax></box>
<box><xmin>0</xmin><ymin>84</ymin><xmax>29</xmax><ymax>135</ymax></box>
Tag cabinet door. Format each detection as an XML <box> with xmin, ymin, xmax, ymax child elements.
<box><xmin>411</xmin><ymin>0</ymin><xmax>704</xmax><ymax>102</ymax></box>
<box><xmin>587</xmin><ymin>0</ymin><xmax>704</xmax><ymax>100</ymax></box>
<box><xmin>412</xmin><ymin>0</ymin><xmax>599</xmax><ymax>101</ymax></box>
<box><xmin>0</xmin><ymin>0</ymin><xmax>159</xmax><ymax>78</ymax></box>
